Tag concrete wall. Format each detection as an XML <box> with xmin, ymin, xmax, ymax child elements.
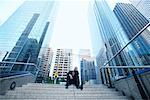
<box><xmin>114</xmin><ymin>71</ymin><xmax>150</xmax><ymax>100</ymax></box>
<box><xmin>0</xmin><ymin>73</ymin><xmax>36</xmax><ymax>95</ymax></box>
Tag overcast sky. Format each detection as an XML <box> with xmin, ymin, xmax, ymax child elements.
<box><xmin>49</xmin><ymin>0</ymin><xmax>92</xmax><ymax>50</ymax></box>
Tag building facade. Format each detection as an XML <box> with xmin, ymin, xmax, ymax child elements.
<box><xmin>96</xmin><ymin>48</ymin><xmax>107</xmax><ymax>84</ymax></box>
<box><xmin>93</xmin><ymin>0</ymin><xmax>129</xmax><ymax>77</ymax></box>
<box><xmin>0</xmin><ymin>1</ymin><xmax>54</xmax><ymax>52</ymax></box>
<box><xmin>79</xmin><ymin>49</ymin><xmax>91</xmax><ymax>83</ymax></box>
<box><xmin>93</xmin><ymin>0</ymin><xmax>150</xmax><ymax>77</ymax></box>
<box><xmin>129</xmin><ymin>0</ymin><xmax>150</xmax><ymax>20</ymax></box>
<box><xmin>91</xmin><ymin>1</ymin><xmax>150</xmax><ymax>99</ymax></box>
<box><xmin>79</xmin><ymin>49</ymin><xmax>96</xmax><ymax>84</ymax></box>
<box><xmin>113</xmin><ymin>3</ymin><xmax>150</xmax><ymax>66</ymax></box>
<box><xmin>80</xmin><ymin>58</ymin><xmax>96</xmax><ymax>84</ymax></box>
<box><xmin>0</xmin><ymin>1</ymin><xmax>55</xmax><ymax>73</ymax></box>
<box><xmin>38</xmin><ymin>47</ymin><xmax>53</xmax><ymax>80</ymax></box>
<box><xmin>53</xmin><ymin>49</ymin><xmax>73</xmax><ymax>80</ymax></box>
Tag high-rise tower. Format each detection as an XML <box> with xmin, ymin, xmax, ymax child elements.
<box><xmin>114</xmin><ymin>3</ymin><xmax>150</xmax><ymax>65</ymax></box>
<box><xmin>0</xmin><ymin>1</ymin><xmax>55</xmax><ymax>71</ymax></box>
<box><xmin>130</xmin><ymin>0</ymin><xmax>150</xmax><ymax>20</ymax></box>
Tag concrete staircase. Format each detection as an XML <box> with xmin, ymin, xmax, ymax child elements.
<box><xmin>0</xmin><ymin>83</ymin><xmax>130</xmax><ymax>100</ymax></box>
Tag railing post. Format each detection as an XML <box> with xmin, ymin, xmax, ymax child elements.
<box><xmin>131</xmin><ymin>69</ymin><xmax>148</xmax><ymax>99</ymax></box>
<box><xmin>106</xmin><ymin>68</ymin><xmax>112</xmax><ymax>88</ymax></box>
<box><xmin>100</xmin><ymin>68</ymin><xmax>104</xmax><ymax>84</ymax></box>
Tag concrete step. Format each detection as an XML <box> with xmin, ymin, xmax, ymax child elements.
<box><xmin>21</xmin><ymin>87</ymin><xmax>111</xmax><ymax>90</ymax></box>
<box><xmin>0</xmin><ymin>83</ymin><xmax>130</xmax><ymax>100</ymax></box>
<box><xmin>14</xmin><ymin>89</ymin><xmax>117</xmax><ymax>93</ymax></box>
<box><xmin>19</xmin><ymin>87</ymin><xmax>115</xmax><ymax>91</ymax></box>
<box><xmin>24</xmin><ymin>85</ymin><xmax>108</xmax><ymax>89</ymax></box>
<box><xmin>7</xmin><ymin>90</ymin><xmax>121</xmax><ymax>94</ymax></box>
<box><xmin>0</xmin><ymin>97</ymin><xmax>128</xmax><ymax>100</ymax></box>
<box><xmin>25</xmin><ymin>83</ymin><xmax>108</xmax><ymax>88</ymax></box>
<box><xmin>20</xmin><ymin>85</ymin><xmax>115</xmax><ymax>89</ymax></box>
<box><xmin>6</xmin><ymin>92</ymin><xmax>122</xmax><ymax>97</ymax></box>
<box><xmin>0</xmin><ymin>95</ymin><xmax>128</xmax><ymax>99</ymax></box>
<box><xmin>27</xmin><ymin>83</ymin><xmax>105</xmax><ymax>86</ymax></box>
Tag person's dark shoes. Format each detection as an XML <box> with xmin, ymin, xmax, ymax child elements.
<box><xmin>80</xmin><ymin>83</ymin><xmax>83</xmax><ymax>90</ymax></box>
<box><xmin>76</xmin><ymin>86</ymin><xmax>79</xmax><ymax>89</ymax></box>
<box><xmin>80</xmin><ymin>86</ymin><xmax>83</xmax><ymax>90</ymax></box>
<box><xmin>65</xmin><ymin>86</ymin><xmax>68</xmax><ymax>89</ymax></box>
<box><xmin>65</xmin><ymin>84</ymin><xmax>68</xmax><ymax>89</ymax></box>
<box><xmin>78</xmin><ymin>85</ymin><xmax>83</xmax><ymax>90</ymax></box>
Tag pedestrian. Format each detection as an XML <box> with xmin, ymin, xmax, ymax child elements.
<box><xmin>65</xmin><ymin>67</ymin><xmax>83</xmax><ymax>90</ymax></box>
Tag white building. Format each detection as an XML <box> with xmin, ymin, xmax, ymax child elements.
<box><xmin>52</xmin><ymin>49</ymin><xmax>73</xmax><ymax>80</ymax></box>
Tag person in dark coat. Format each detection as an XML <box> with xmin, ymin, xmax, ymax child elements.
<box><xmin>66</xmin><ymin>67</ymin><xmax>82</xmax><ymax>89</ymax></box>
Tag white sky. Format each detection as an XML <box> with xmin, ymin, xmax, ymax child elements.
<box><xmin>50</xmin><ymin>1</ymin><xmax>92</xmax><ymax>50</ymax></box>
<box><xmin>48</xmin><ymin>0</ymin><xmax>93</xmax><ymax>72</ymax></box>
<box><xmin>0</xmin><ymin>0</ymin><xmax>25</xmax><ymax>26</ymax></box>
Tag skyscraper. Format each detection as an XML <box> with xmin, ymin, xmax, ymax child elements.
<box><xmin>93</xmin><ymin>0</ymin><xmax>129</xmax><ymax>77</ymax></box>
<box><xmin>114</xmin><ymin>3</ymin><xmax>150</xmax><ymax>65</ymax></box>
<box><xmin>0</xmin><ymin>1</ymin><xmax>54</xmax><ymax>52</ymax></box>
<box><xmin>3</xmin><ymin>15</ymin><xmax>50</xmax><ymax>72</ymax></box>
<box><xmin>113</xmin><ymin>3</ymin><xmax>150</xmax><ymax>99</ymax></box>
<box><xmin>129</xmin><ymin>0</ymin><xmax>150</xmax><ymax>20</ymax></box>
<box><xmin>90</xmin><ymin>1</ymin><xmax>150</xmax><ymax>99</ymax></box>
<box><xmin>0</xmin><ymin>1</ymin><xmax>55</xmax><ymax>72</ymax></box>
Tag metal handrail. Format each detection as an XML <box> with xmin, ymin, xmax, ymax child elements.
<box><xmin>103</xmin><ymin>23</ymin><xmax>150</xmax><ymax>66</ymax></box>
<box><xmin>100</xmin><ymin>65</ymin><xmax>150</xmax><ymax>99</ymax></box>
<box><xmin>0</xmin><ymin>61</ymin><xmax>36</xmax><ymax>66</ymax></box>
<box><xmin>100</xmin><ymin>66</ymin><xmax>150</xmax><ymax>68</ymax></box>
<box><xmin>0</xmin><ymin>61</ymin><xmax>39</xmax><ymax>77</ymax></box>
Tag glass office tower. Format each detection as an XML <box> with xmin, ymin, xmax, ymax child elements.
<box><xmin>129</xmin><ymin>0</ymin><xmax>150</xmax><ymax>20</ymax></box>
<box><xmin>92</xmin><ymin>0</ymin><xmax>150</xmax><ymax>84</ymax></box>
<box><xmin>113</xmin><ymin>3</ymin><xmax>150</xmax><ymax>66</ymax></box>
<box><xmin>0</xmin><ymin>1</ymin><xmax>55</xmax><ymax>72</ymax></box>
<box><xmin>80</xmin><ymin>58</ymin><xmax>96</xmax><ymax>83</ymax></box>
<box><xmin>0</xmin><ymin>1</ymin><xmax>54</xmax><ymax>52</ymax></box>
<box><xmin>93</xmin><ymin>0</ymin><xmax>131</xmax><ymax>77</ymax></box>
<box><xmin>91</xmin><ymin>1</ymin><xmax>150</xmax><ymax>98</ymax></box>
